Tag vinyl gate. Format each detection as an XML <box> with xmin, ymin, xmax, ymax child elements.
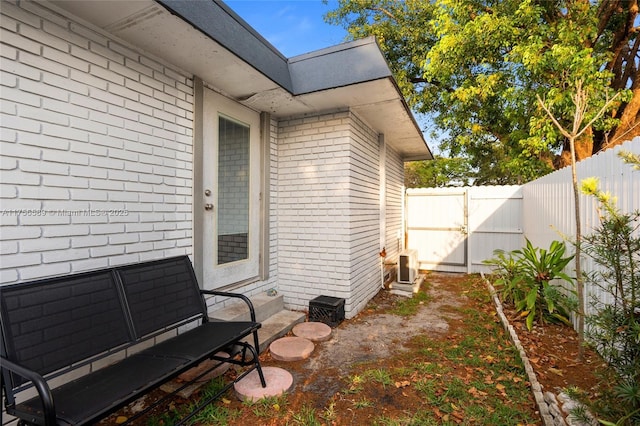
<box><xmin>406</xmin><ymin>186</ymin><xmax>523</xmax><ymax>273</ymax></box>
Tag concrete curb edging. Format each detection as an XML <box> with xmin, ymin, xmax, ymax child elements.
<box><xmin>480</xmin><ymin>273</ymin><xmax>596</xmax><ymax>426</ymax></box>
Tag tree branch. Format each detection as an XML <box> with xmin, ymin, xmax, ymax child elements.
<box><xmin>367</xmin><ymin>6</ymin><xmax>396</xmax><ymax>21</ymax></box>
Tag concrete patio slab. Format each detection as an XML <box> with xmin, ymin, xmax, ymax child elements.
<box><xmin>269</xmin><ymin>336</ymin><xmax>314</xmax><ymax>361</ymax></box>
<box><xmin>292</xmin><ymin>322</ymin><xmax>332</xmax><ymax>342</ymax></box>
<box><xmin>234</xmin><ymin>366</ymin><xmax>293</xmax><ymax>402</ymax></box>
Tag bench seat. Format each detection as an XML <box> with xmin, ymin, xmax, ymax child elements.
<box><xmin>1</xmin><ymin>256</ymin><xmax>266</xmax><ymax>426</ymax></box>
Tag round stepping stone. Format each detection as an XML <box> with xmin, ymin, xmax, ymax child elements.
<box><xmin>292</xmin><ymin>322</ymin><xmax>332</xmax><ymax>342</ymax></box>
<box><xmin>234</xmin><ymin>366</ymin><xmax>293</xmax><ymax>402</ymax></box>
<box><xmin>269</xmin><ymin>336</ymin><xmax>314</xmax><ymax>361</ymax></box>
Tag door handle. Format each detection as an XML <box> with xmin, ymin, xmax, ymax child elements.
<box><xmin>204</xmin><ymin>204</ymin><xmax>214</xmax><ymax>211</ymax></box>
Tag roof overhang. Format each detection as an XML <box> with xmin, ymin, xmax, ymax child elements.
<box><xmin>48</xmin><ymin>0</ymin><xmax>432</xmax><ymax>160</ymax></box>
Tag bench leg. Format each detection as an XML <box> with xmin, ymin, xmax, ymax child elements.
<box><xmin>251</xmin><ymin>330</ymin><xmax>266</xmax><ymax>387</ymax></box>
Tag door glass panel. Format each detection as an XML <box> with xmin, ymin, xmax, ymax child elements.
<box><xmin>217</xmin><ymin>116</ymin><xmax>249</xmax><ymax>265</ymax></box>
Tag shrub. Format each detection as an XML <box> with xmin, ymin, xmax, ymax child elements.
<box><xmin>581</xmin><ymin>177</ymin><xmax>640</xmax><ymax>425</ymax></box>
<box><xmin>485</xmin><ymin>238</ymin><xmax>576</xmax><ymax>330</ymax></box>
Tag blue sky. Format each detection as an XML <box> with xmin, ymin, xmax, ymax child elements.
<box><xmin>225</xmin><ymin>0</ymin><xmax>349</xmax><ymax>57</ymax></box>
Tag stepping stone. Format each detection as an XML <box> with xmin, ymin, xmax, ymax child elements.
<box><xmin>292</xmin><ymin>322</ymin><xmax>332</xmax><ymax>342</ymax></box>
<box><xmin>269</xmin><ymin>336</ymin><xmax>314</xmax><ymax>361</ymax></box>
<box><xmin>234</xmin><ymin>366</ymin><xmax>293</xmax><ymax>402</ymax></box>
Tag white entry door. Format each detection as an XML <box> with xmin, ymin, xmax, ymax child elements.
<box><xmin>202</xmin><ymin>89</ymin><xmax>261</xmax><ymax>288</ymax></box>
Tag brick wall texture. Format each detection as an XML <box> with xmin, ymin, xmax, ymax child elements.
<box><xmin>0</xmin><ymin>1</ymin><xmax>194</xmax><ymax>283</ymax></box>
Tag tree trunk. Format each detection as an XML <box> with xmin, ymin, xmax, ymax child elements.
<box><xmin>555</xmin><ymin>128</ymin><xmax>594</xmax><ymax>169</ymax></box>
<box><xmin>609</xmin><ymin>85</ymin><xmax>640</xmax><ymax>147</ymax></box>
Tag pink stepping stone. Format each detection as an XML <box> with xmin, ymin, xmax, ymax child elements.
<box><xmin>269</xmin><ymin>336</ymin><xmax>314</xmax><ymax>361</ymax></box>
<box><xmin>292</xmin><ymin>322</ymin><xmax>332</xmax><ymax>342</ymax></box>
<box><xmin>234</xmin><ymin>366</ymin><xmax>293</xmax><ymax>402</ymax></box>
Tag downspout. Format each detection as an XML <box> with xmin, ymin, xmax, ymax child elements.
<box><xmin>379</xmin><ymin>134</ymin><xmax>386</xmax><ymax>289</ymax></box>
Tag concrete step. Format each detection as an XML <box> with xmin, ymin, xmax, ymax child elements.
<box><xmin>253</xmin><ymin>309</ymin><xmax>306</xmax><ymax>353</ymax></box>
<box><xmin>211</xmin><ymin>293</ymin><xmax>284</xmax><ymax>323</ymax></box>
<box><xmin>210</xmin><ymin>294</ymin><xmax>306</xmax><ymax>353</ymax></box>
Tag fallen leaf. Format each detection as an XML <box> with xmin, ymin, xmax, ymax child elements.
<box><xmin>395</xmin><ymin>380</ymin><xmax>411</xmax><ymax>388</ymax></box>
<box><xmin>549</xmin><ymin>367</ymin><xmax>564</xmax><ymax>376</ymax></box>
<box><xmin>222</xmin><ymin>398</ymin><xmax>231</xmax><ymax>404</ymax></box>
<box><xmin>116</xmin><ymin>416</ymin><xmax>128</xmax><ymax>424</ymax></box>
<box><xmin>496</xmin><ymin>383</ymin><xmax>506</xmax><ymax>393</ymax></box>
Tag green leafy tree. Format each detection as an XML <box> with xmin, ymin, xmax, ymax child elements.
<box><xmin>325</xmin><ymin>0</ymin><xmax>638</xmax><ymax>185</ymax></box>
<box><xmin>404</xmin><ymin>156</ymin><xmax>472</xmax><ymax>187</ymax></box>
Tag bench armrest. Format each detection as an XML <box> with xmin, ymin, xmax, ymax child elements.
<box><xmin>201</xmin><ymin>290</ymin><xmax>257</xmax><ymax>323</ymax></box>
<box><xmin>1</xmin><ymin>357</ymin><xmax>56</xmax><ymax>426</ymax></box>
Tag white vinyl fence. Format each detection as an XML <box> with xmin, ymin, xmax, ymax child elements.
<box><xmin>406</xmin><ymin>185</ymin><xmax>523</xmax><ymax>273</ymax></box>
<box><xmin>407</xmin><ymin>136</ymin><xmax>639</xmax><ymax>315</ymax></box>
<box><xmin>522</xmin><ymin>137</ymin><xmax>640</xmax><ymax>315</ymax></box>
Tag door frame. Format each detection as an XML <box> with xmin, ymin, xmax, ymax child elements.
<box><xmin>192</xmin><ymin>78</ymin><xmax>269</xmax><ymax>290</ymax></box>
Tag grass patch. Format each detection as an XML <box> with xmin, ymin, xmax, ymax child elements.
<box><xmin>389</xmin><ymin>290</ymin><xmax>430</xmax><ymax>316</ymax></box>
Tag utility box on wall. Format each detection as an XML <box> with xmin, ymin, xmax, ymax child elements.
<box><xmin>398</xmin><ymin>249</ymin><xmax>418</xmax><ymax>283</ymax></box>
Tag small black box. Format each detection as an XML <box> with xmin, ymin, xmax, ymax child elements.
<box><xmin>309</xmin><ymin>295</ymin><xmax>345</xmax><ymax>327</ymax></box>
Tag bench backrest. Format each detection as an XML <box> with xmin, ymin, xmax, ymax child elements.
<box><xmin>116</xmin><ymin>256</ymin><xmax>207</xmax><ymax>339</ymax></box>
<box><xmin>0</xmin><ymin>255</ymin><xmax>207</xmax><ymax>390</ymax></box>
<box><xmin>0</xmin><ymin>270</ymin><xmax>132</xmax><ymax>387</ymax></box>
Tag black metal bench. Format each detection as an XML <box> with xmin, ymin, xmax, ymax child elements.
<box><xmin>1</xmin><ymin>255</ymin><xmax>266</xmax><ymax>426</ymax></box>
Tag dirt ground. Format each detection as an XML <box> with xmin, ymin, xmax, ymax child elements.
<box><xmin>105</xmin><ymin>272</ymin><xmax>605</xmax><ymax>425</ymax></box>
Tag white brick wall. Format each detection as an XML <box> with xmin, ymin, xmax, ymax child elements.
<box><xmin>348</xmin><ymin>112</ymin><xmax>382</xmax><ymax>316</ymax></box>
<box><xmin>277</xmin><ymin>110</ymin><xmax>352</xmax><ymax>312</ymax></box>
<box><xmin>0</xmin><ymin>1</ymin><xmax>194</xmax><ymax>283</ymax></box>
<box><xmin>385</xmin><ymin>146</ymin><xmax>404</xmax><ymax>261</ymax></box>
<box><xmin>277</xmin><ymin>110</ymin><xmax>384</xmax><ymax>318</ymax></box>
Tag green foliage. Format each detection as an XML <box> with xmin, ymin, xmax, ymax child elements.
<box><xmin>404</xmin><ymin>156</ymin><xmax>472</xmax><ymax>187</ymax></box>
<box><xmin>484</xmin><ymin>238</ymin><xmax>577</xmax><ymax>330</ymax></box>
<box><xmin>579</xmin><ymin>175</ymin><xmax>640</xmax><ymax>426</ymax></box>
<box><xmin>325</xmin><ymin>0</ymin><xmax>637</xmax><ymax>185</ymax></box>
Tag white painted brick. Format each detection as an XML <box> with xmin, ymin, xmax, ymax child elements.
<box><xmin>20</xmin><ymin>50</ymin><xmax>68</xmax><ymax>77</ymax></box>
<box><xmin>109</xmin><ymin>126</ymin><xmax>139</xmax><ymax>142</ymax></box>
<box><xmin>90</xmin><ymin>222</ymin><xmax>126</xmax><ymax>235</ymax></box>
<box><xmin>42</xmin><ymin>224</ymin><xmax>89</xmax><ymax>237</ymax></box>
<box><xmin>0</xmin><ymin>269</ymin><xmax>19</xmax><ymax>283</ymax></box>
<box><xmin>70</xmin><ymin>23</ymin><xmax>109</xmax><ymax>46</ymax></box>
<box><xmin>42</xmin><ymin>248</ymin><xmax>89</xmax><ymax>263</ymax></box>
<box><xmin>89</xmin><ymin>179</ymin><xmax>124</xmax><ymax>191</ymax></box>
<box><xmin>20</xmin><ymin>262</ymin><xmax>71</xmax><ymax>281</ymax></box>
<box><xmin>69</xmin><ymin>68</ymin><xmax>107</xmax><ymax>90</ymax></box>
<box><xmin>84</xmin><ymin>88</ymin><xmax>122</xmax><ymax>108</ymax></box>
<box><xmin>90</xmin><ymin>245</ymin><xmax>125</xmax><ymax>258</ymax></box>
<box><xmin>19</xmin><ymin>213</ymin><xmax>70</xmax><ymax>226</ymax></box>
<box><xmin>71</xmin><ymin>257</ymin><xmax>109</xmax><ymax>272</ymax></box>
<box><xmin>2</xmin><ymin>85</ymin><xmax>41</xmax><ymax>109</ymax></box>
<box><xmin>19</xmin><ymin>185</ymin><xmax>69</xmax><ymax>200</ymax></box>
<box><xmin>89</xmin><ymin>64</ymin><xmax>123</xmax><ymax>85</ymax></box>
<box><xmin>1</xmin><ymin>27</ymin><xmax>40</xmax><ymax>54</ymax></box>
<box><xmin>42</xmin><ymin>20</ymin><xmax>88</xmax><ymax>49</ymax></box>
<box><xmin>20</xmin><ymin>104</ymin><xmax>69</xmax><ymax>126</ymax></box>
<box><xmin>1</xmin><ymin>113</ymin><xmax>41</xmax><ymax>133</ymax></box>
<box><xmin>2</xmin><ymin>2</ymin><xmax>41</xmax><ymax>26</ymax></box>
<box><xmin>108</xmin><ymin>83</ymin><xmax>139</xmax><ymax>102</ymax></box>
<box><xmin>20</xmin><ymin>158</ymin><xmax>68</xmax><ymax>175</ymax></box>
<box><xmin>1</xmin><ymin>43</ymin><xmax>18</xmax><ymax>62</ymax></box>
<box><xmin>0</xmin><ymin>70</ymin><xmax>18</xmax><ymax>87</ymax></box>
<box><xmin>42</xmin><ymin>123</ymin><xmax>88</xmax><ymax>142</ymax></box>
<box><xmin>20</xmin><ymin>236</ymin><xmax>69</xmax><ymax>252</ymax></box>
<box><xmin>70</xmin><ymin>188</ymin><xmax>108</xmax><ymax>201</ymax></box>
<box><xmin>90</xmin><ymin>41</ymin><xmax>124</xmax><ymax>65</ymax></box>
<box><xmin>1</xmin><ymin>169</ymin><xmax>40</xmax><ymax>185</ymax></box>
<box><xmin>20</xmin><ymin>23</ymin><xmax>68</xmax><ymax>52</ymax></box>
<box><xmin>0</xmin><ymin>184</ymin><xmax>18</xmax><ymax>199</ymax></box>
